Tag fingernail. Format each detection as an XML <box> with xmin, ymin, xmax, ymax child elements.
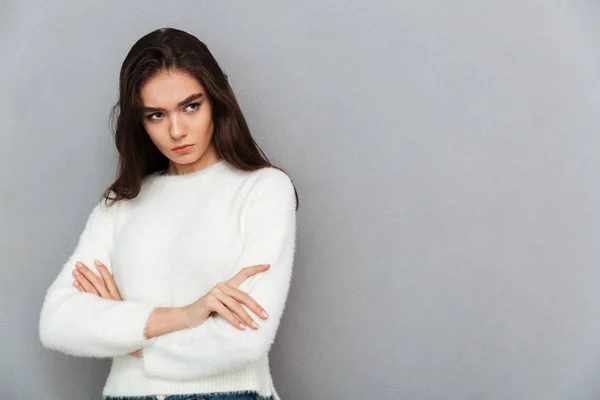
<box><xmin>239</xmin><ymin>322</ymin><xmax>246</xmax><ymax>329</ymax></box>
<box><xmin>251</xmin><ymin>321</ymin><xmax>259</xmax><ymax>329</ymax></box>
<box><xmin>94</xmin><ymin>260</ymin><xmax>101</xmax><ymax>266</ymax></box>
<box><xmin>76</xmin><ymin>262</ymin><xmax>82</xmax><ymax>268</ymax></box>
<box><xmin>261</xmin><ymin>311</ymin><xmax>269</xmax><ymax>318</ymax></box>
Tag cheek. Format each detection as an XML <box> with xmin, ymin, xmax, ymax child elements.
<box><xmin>193</xmin><ymin>107</ymin><xmax>213</xmax><ymax>131</ymax></box>
<box><xmin>144</xmin><ymin>125</ymin><xmax>167</xmax><ymax>147</ymax></box>
<box><xmin>198</xmin><ymin>118</ymin><xmax>212</xmax><ymax>133</ymax></box>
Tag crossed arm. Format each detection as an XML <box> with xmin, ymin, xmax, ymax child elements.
<box><xmin>39</xmin><ymin>169</ymin><xmax>297</xmax><ymax>379</ymax></box>
<box><xmin>70</xmin><ymin>258</ymin><xmax>190</xmax><ymax>358</ymax></box>
<box><xmin>70</xmin><ymin>259</ymin><xmax>271</xmax><ymax>358</ymax></box>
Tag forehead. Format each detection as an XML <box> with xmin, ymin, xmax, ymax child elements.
<box><xmin>140</xmin><ymin>69</ymin><xmax>205</xmax><ymax>106</ymax></box>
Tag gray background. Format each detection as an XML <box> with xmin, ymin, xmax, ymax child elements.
<box><xmin>2</xmin><ymin>1</ymin><xmax>600</xmax><ymax>399</ymax></box>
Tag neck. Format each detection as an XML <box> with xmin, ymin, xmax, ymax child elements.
<box><xmin>165</xmin><ymin>156</ymin><xmax>222</xmax><ymax>176</ymax></box>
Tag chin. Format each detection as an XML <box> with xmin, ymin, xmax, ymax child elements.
<box><xmin>176</xmin><ymin>152</ymin><xmax>204</xmax><ymax>165</ymax></box>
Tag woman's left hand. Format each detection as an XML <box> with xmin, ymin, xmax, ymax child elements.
<box><xmin>72</xmin><ymin>260</ymin><xmax>143</xmax><ymax>358</ymax></box>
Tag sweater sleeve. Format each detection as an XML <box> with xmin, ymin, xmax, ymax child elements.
<box><xmin>142</xmin><ymin>168</ymin><xmax>297</xmax><ymax>379</ymax></box>
<box><xmin>39</xmin><ymin>196</ymin><xmax>157</xmax><ymax>358</ymax></box>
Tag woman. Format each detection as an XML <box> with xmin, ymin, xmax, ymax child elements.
<box><xmin>38</xmin><ymin>27</ymin><xmax>299</xmax><ymax>400</ymax></box>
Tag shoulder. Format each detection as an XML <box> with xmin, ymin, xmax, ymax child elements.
<box><xmin>248</xmin><ymin>167</ymin><xmax>294</xmax><ymax>190</ymax></box>
<box><xmin>70</xmin><ymin>195</ymin><xmax>117</xmax><ymax>241</ymax></box>
<box><xmin>244</xmin><ymin>167</ymin><xmax>297</xmax><ymax>210</ymax></box>
<box><xmin>91</xmin><ymin>190</ymin><xmax>124</xmax><ymax>227</ymax></box>
<box><xmin>141</xmin><ymin>171</ymin><xmax>161</xmax><ymax>189</ymax></box>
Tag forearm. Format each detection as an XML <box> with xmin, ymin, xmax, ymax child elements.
<box><xmin>39</xmin><ymin>290</ymin><xmax>157</xmax><ymax>358</ymax></box>
<box><xmin>144</xmin><ymin>306</ymin><xmax>196</xmax><ymax>339</ymax></box>
<box><xmin>141</xmin><ymin>258</ymin><xmax>293</xmax><ymax>379</ymax></box>
<box><xmin>143</xmin><ymin>220</ymin><xmax>296</xmax><ymax>377</ymax></box>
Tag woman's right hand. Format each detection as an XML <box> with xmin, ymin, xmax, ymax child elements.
<box><xmin>182</xmin><ymin>264</ymin><xmax>271</xmax><ymax>331</ymax></box>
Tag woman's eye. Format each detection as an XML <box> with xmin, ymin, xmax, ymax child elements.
<box><xmin>147</xmin><ymin>112</ymin><xmax>163</xmax><ymax>120</ymax></box>
<box><xmin>185</xmin><ymin>102</ymin><xmax>201</xmax><ymax>112</ymax></box>
<box><xmin>145</xmin><ymin>103</ymin><xmax>199</xmax><ymax>121</ymax></box>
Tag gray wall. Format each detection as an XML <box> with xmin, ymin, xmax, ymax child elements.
<box><xmin>2</xmin><ymin>1</ymin><xmax>600</xmax><ymax>399</ymax></box>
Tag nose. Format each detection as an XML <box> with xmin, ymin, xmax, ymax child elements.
<box><xmin>169</xmin><ymin>115</ymin><xmax>187</xmax><ymax>139</ymax></box>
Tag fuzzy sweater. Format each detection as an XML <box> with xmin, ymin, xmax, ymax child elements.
<box><xmin>38</xmin><ymin>159</ymin><xmax>297</xmax><ymax>400</ymax></box>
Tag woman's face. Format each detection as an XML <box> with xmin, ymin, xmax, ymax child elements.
<box><xmin>140</xmin><ymin>68</ymin><xmax>219</xmax><ymax>174</ymax></box>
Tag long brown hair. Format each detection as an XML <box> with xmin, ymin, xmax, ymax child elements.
<box><xmin>102</xmin><ymin>27</ymin><xmax>298</xmax><ymax>210</ymax></box>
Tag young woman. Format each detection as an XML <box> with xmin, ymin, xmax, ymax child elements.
<box><xmin>38</xmin><ymin>27</ymin><xmax>299</xmax><ymax>400</ymax></box>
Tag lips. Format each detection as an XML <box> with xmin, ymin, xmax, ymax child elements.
<box><xmin>172</xmin><ymin>144</ymin><xmax>195</xmax><ymax>154</ymax></box>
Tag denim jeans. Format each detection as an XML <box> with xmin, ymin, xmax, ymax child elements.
<box><xmin>104</xmin><ymin>391</ymin><xmax>274</xmax><ymax>400</ymax></box>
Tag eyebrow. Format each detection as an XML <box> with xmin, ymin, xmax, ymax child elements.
<box><xmin>142</xmin><ymin>92</ymin><xmax>204</xmax><ymax>113</ymax></box>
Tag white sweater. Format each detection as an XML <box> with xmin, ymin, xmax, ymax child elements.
<box><xmin>38</xmin><ymin>159</ymin><xmax>297</xmax><ymax>399</ymax></box>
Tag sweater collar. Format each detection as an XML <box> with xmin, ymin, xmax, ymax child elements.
<box><xmin>150</xmin><ymin>158</ymin><xmax>230</xmax><ymax>186</ymax></box>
